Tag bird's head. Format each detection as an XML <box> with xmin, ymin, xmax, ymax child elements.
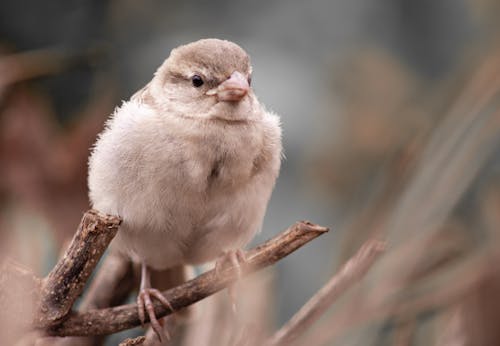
<box><xmin>147</xmin><ymin>38</ymin><xmax>259</xmax><ymax>122</ymax></box>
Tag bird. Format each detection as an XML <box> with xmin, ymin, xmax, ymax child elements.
<box><xmin>87</xmin><ymin>38</ymin><xmax>282</xmax><ymax>340</ymax></box>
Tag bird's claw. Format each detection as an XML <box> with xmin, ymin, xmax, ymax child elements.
<box><xmin>215</xmin><ymin>249</ymin><xmax>247</xmax><ymax>277</ymax></box>
<box><xmin>137</xmin><ymin>288</ymin><xmax>174</xmax><ymax>342</ymax></box>
<box><xmin>215</xmin><ymin>249</ymin><xmax>247</xmax><ymax>312</ymax></box>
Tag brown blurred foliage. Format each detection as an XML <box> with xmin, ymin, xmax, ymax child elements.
<box><xmin>303</xmin><ymin>2</ymin><xmax>500</xmax><ymax>344</ymax></box>
<box><xmin>0</xmin><ymin>48</ymin><xmax>116</xmax><ymax>256</ymax></box>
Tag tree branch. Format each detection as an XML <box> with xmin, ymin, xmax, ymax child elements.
<box><xmin>265</xmin><ymin>239</ymin><xmax>386</xmax><ymax>346</ymax></box>
<box><xmin>47</xmin><ymin>221</ymin><xmax>329</xmax><ymax>336</ymax></box>
<box><xmin>79</xmin><ymin>251</ymin><xmax>135</xmax><ymax>311</ymax></box>
<box><xmin>36</xmin><ymin>210</ymin><xmax>121</xmax><ymax>327</ymax></box>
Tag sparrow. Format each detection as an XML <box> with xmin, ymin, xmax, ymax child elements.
<box><xmin>87</xmin><ymin>38</ymin><xmax>282</xmax><ymax>339</ymax></box>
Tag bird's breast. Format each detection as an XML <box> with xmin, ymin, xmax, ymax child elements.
<box><xmin>182</xmin><ymin>125</ymin><xmax>264</xmax><ymax>191</ymax></box>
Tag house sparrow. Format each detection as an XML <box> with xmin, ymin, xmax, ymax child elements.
<box><xmin>88</xmin><ymin>38</ymin><xmax>282</xmax><ymax>339</ymax></box>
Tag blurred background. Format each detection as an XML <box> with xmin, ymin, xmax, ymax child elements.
<box><xmin>1</xmin><ymin>0</ymin><xmax>499</xmax><ymax>345</ymax></box>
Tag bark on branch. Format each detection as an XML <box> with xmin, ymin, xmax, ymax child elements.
<box><xmin>46</xmin><ymin>220</ymin><xmax>329</xmax><ymax>336</ymax></box>
<box><xmin>36</xmin><ymin>210</ymin><xmax>121</xmax><ymax>327</ymax></box>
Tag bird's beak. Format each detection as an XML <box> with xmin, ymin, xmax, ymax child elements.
<box><xmin>206</xmin><ymin>71</ymin><xmax>249</xmax><ymax>102</ymax></box>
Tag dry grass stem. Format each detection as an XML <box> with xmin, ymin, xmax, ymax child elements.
<box><xmin>266</xmin><ymin>239</ymin><xmax>385</xmax><ymax>346</ymax></box>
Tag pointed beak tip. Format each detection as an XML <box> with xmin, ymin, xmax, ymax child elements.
<box><xmin>216</xmin><ymin>71</ymin><xmax>250</xmax><ymax>102</ymax></box>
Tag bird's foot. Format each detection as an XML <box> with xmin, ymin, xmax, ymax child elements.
<box><xmin>137</xmin><ymin>287</ymin><xmax>174</xmax><ymax>342</ymax></box>
<box><xmin>215</xmin><ymin>249</ymin><xmax>247</xmax><ymax>277</ymax></box>
<box><xmin>215</xmin><ymin>249</ymin><xmax>247</xmax><ymax>312</ymax></box>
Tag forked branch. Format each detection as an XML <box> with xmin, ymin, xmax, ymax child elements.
<box><xmin>31</xmin><ymin>210</ymin><xmax>328</xmax><ymax>337</ymax></box>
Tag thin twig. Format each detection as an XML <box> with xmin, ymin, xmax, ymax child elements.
<box><xmin>47</xmin><ymin>221</ymin><xmax>329</xmax><ymax>336</ymax></box>
<box><xmin>36</xmin><ymin>210</ymin><xmax>121</xmax><ymax>327</ymax></box>
<box><xmin>0</xmin><ymin>45</ymin><xmax>107</xmax><ymax>95</ymax></box>
<box><xmin>307</xmin><ymin>243</ymin><xmax>495</xmax><ymax>346</ymax></box>
<box><xmin>265</xmin><ymin>239</ymin><xmax>386</xmax><ymax>346</ymax></box>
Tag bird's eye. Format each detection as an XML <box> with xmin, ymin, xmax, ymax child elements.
<box><xmin>191</xmin><ymin>75</ymin><xmax>204</xmax><ymax>87</ymax></box>
<box><xmin>247</xmin><ymin>75</ymin><xmax>252</xmax><ymax>86</ymax></box>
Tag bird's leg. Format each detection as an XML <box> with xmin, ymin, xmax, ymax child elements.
<box><xmin>137</xmin><ymin>262</ymin><xmax>174</xmax><ymax>341</ymax></box>
<box><xmin>215</xmin><ymin>249</ymin><xmax>247</xmax><ymax>312</ymax></box>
